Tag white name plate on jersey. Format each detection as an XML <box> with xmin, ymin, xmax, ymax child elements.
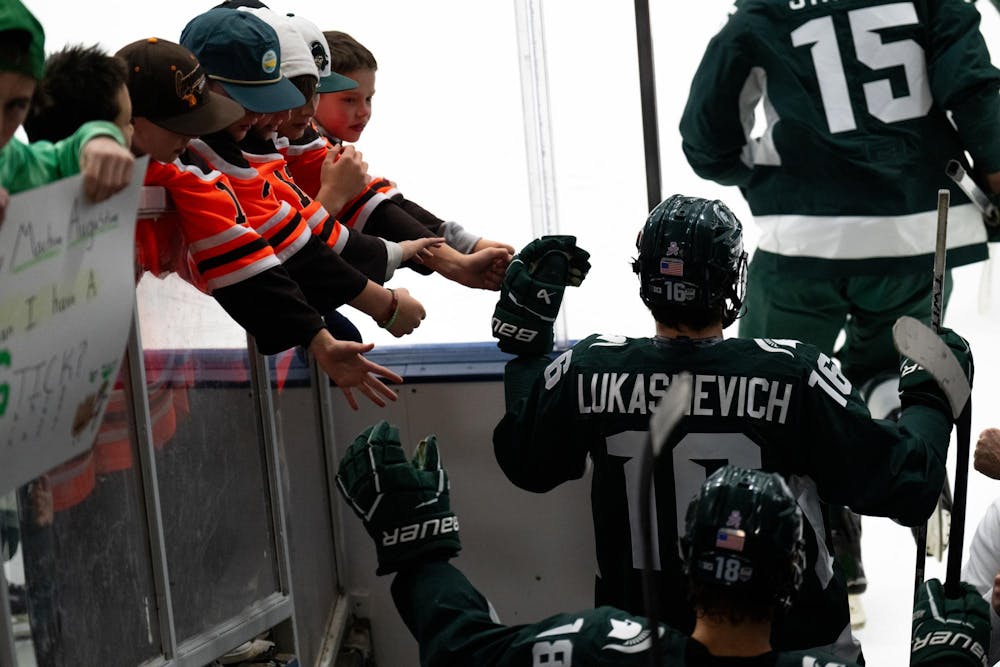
<box><xmin>0</xmin><ymin>160</ymin><xmax>145</xmax><ymax>494</ymax></box>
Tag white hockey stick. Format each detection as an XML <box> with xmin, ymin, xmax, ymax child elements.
<box><xmin>904</xmin><ymin>190</ymin><xmax>951</xmax><ymax>597</ymax></box>
<box><xmin>893</xmin><ymin>322</ymin><xmax>974</xmax><ymax>599</ymax></box>
<box><xmin>639</xmin><ymin>372</ymin><xmax>691</xmax><ymax>666</ymax></box>
<box><xmin>945</xmin><ymin>160</ymin><xmax>1000</xmax><ymax>229</ymax></box>
<box><xmin>648</xmin><ymin>373</ymin><xmax>693</xmax><ymax>458</ymax></box>
<box><xmin>892</xmin><ymin>316</ymin><xmax>970</xmax><ymax>419</ymax></box>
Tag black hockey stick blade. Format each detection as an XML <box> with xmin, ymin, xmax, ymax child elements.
<box><xmin>892</xmin><ymin>316</ymin><xmax>970</xmax><ymax>419</ymax></box>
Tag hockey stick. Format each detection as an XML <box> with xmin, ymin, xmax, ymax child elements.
<box><xmin>945</xmin><ymin>160</ymin><xmax>1000</xmax><ymax>229</ymax></box>
<box><xmin>894</xmin><ymin>317</ymin><xmax>973</xmax><ymax>596</ymax></box>
<box><xmin>893</xmin><ymin>317</ymin><xmax>970</xmax><ymax>419</ymax></box>
<box><xmin>948</xmin><ymin>403</ymin><xmax>973</xmax><ymax>597</ymax></box>
<box><xmin>910</xmin><ymin>189</ymin><xmax>950</xmax><ymax>597</ymax></box>
<box><xmin>639</xmin><ymin>372</ymin><xmax>691</xmax><ymax>666</ymax></box>
<box><xmin>895</xmin><ymin>318</ymin><xmax>977</xmax><ymax>597</ymax></box>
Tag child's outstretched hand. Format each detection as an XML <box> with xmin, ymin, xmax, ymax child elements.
<box><xmin>473</xmin><ymin>237</ymin><xmax>515</xmax><ymax>256</ymax></box>
<box><xmin>308</xmin><ymin>330</ymin><xmax>401</xmax><ymax>410</ymax></box>
<box><xmin>400</xmin><ymin>237</ymin><xmax>444</xmax><ymax>264</ymax></box>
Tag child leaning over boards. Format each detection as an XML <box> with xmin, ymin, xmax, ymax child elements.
<box><xmin>26</xmin><ymin>38</ymin><xmax>404</xmax><ymax>409</ymax></box>
<box><xmin>298</xmin><ymin>27</ymin><xmax>515</xmax><ymax>265</ymax></box>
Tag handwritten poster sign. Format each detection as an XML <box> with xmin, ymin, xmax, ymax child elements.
<box><xmin>0</xmin><ymin>162</ymin><xmax>145</xmax><ymax>493</ymax></box>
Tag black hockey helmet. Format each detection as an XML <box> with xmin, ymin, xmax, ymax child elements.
<box><xmin>681</xmin><ymin>465</ymin><xmax>805</xmax><ymax>611</ymax></box>
<box><xmin>632</xmin><ymin>194</ymin><xmax>746</xmax><ymax>327</ymax></box>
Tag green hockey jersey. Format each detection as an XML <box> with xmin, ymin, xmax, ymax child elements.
<box><xmin>679</xmin><ymin>0</ymin><xmax>1000</xmax><ymax>275</ymax></box>
<box><xmin>494</xmin><ymin>334</ymin><xmax>952</xmax><ymax>657</ymax></box>
<box><xmin>392</xmin><ymin>560</ymin><xmax>859</xmax><ymax>666</ymax></box>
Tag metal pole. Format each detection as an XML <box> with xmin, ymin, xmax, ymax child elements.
<box><xmin>513</xmin><ymin>0</ymin><xmax>568</xmax><ymax>347</ymax></box>
<box><xmin>634</xmin><ymin>0</ymin><xmax>662</xmax><ymax>212</ymax></box>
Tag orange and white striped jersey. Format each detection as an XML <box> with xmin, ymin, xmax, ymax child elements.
<box><xmin>281</xmin><ymin>127</ymin><xmax>401</xmax><ymax>233</ymax></box>
<box><xmin>139</xmin><ymin>159</ymin><xmax>281</xmax><ymax>293</ymax></box>
<box><xmin>240</xmin><ymin>136</ymin><xmax>348</xmax><ymax>252</ymax></box>
<box><xmin>139</xmin><ymin>156</ymin><xmax>331</xmax><ymax>355</ymax></box>
<box><xmin>281</xmin><ymin>126</ymin><xmax>463</xmax><ymax>256</ymax></box>
<box><xmin>186</xmin><ymin>139</ymin><xmax>316</xmax><ymax>262</ymax></box>
<box><xmin>240</xmin><ymin>132</ymin><xmax>392</xmax><ymax>283</ymax></box>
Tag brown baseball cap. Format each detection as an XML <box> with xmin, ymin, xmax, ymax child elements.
<box><xmin>116</xmin><ymin>37</ymin><xmax>244</xmax><ymax>136</ymax></box>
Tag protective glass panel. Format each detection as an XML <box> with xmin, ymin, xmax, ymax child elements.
<box><xmin>4</xmin><ymin>362</ymin><xmax>161</xmax><ymax>666</ymax></box>
<box><xmin>270</xmin><ymin>352</ymin><xmax>338</xmax><ymax>666</ymax></box>
<box><xmin>137</xmin><ymin>273</ymin><xmax>280</xmax><ymax>641</ymax></box>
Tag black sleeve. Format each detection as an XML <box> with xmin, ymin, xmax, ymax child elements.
<box><xmin>283</xmin><ymin>236</ymin><xmax>369</xmax><ymax>314</ymax></box>
<box><xmin>361</xmin><ymin>200</ymin><xmax>438</xmax><ymax>275</ymax></box>
<box><xmin>362</xmin><ymin>198</ymin><xmax>438</xmax><ymax>241</ymax></box>
<box><xmin>391</xmin><ymin>561</ymin><xmax>691</xmax><ymax>667</ymax></box>
<box><xmin>392</xmin><ymin>196</ymin><xmax>448</xmax><ymax>236</ymax></box>
<box><xmin>339</xmin><ymin>226</ymin><xmax>391</xmax><ymax>284</ymax></box>
<box><xmin>211</xmin><ymin>265</ymin><xmax>326</xmax><ymax>354</ymax></box>
<box><xmin>493</xmin><ymin>353</ymin><xmax>587</xmax><ymax>493</ymax></box>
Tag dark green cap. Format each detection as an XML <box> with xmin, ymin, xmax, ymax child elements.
<box><xmin>0</xmin><ymin>0</ymin><xmax>44</xmax><ymax>80</ymax></box>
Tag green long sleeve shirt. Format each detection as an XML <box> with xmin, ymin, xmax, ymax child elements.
<box><xmin>0</xmin><ymin>120</ymin><xmax>126</xmax><ymax>194</ymax></box>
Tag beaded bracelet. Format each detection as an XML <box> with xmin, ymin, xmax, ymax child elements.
<box><xmin>379</xmin><ymin>288</ymin><xmax>400</xmax><ymax>330</ymax></box>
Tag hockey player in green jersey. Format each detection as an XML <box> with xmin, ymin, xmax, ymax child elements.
<box><xmin>336</xmin><ymin>424</ymin><xmax>989</xmax><ymax>666</ymax></box>
<box><xmin>490</xmin><ymin>195</ymin><xmax>973</xmax><ymax>661</ymax></box>
<box><xmin>678</xmin><ymin>0</ymin><xmax>1000</xmax><ymax>627</ymax></box>
<box><xmin>679</xmin><ymin>0</ymin><xmax>1000</xmax><ymax>379</ymax></box>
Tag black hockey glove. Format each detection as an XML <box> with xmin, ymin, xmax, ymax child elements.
<box><xmin>898</xmin><ymin>327</ymin><xmax>973</xmax><ymax>418</ymax></box>
<box><xmin>0</xmin><ymin>507</ymin><xmax>18</xmax><ymax>561</ymax></box>
<box><xmin>911</xmin><ymin>578</ymin><xmax>989</xmax><ymax>667</ymax></box>
<box><xmin>492</xmin><ymin>235</ymin><xmax>591</xmax><ymax>356</ymax></box>
<box><xmin>336</xmin><ymin>421</ymin><xmax>460</xmax><ymax>575</ymax></box>
<box><xmin>985</xmin><ymin>191</ymin><xmax>1000</xmax><ymax>242</ymax></box>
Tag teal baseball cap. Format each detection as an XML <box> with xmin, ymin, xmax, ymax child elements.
<box><xmin>0</xmin><ymin>0</ymin><xmax>44</xmax><ymax>80</ymax></box>
<box><xmin>179</xmin><ymin>8</ymin><xmax>305</xmax><ymax>114</ymax></box>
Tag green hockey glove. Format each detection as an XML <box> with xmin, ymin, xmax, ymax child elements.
<box><xmin>899</xmin><ymin>327</ymin><xmax>973</xmax><ymax>417</ymax></box>
<box><xmin>336</xmin><ymin>421</ymin><xmax>460</xmax><ymax>575</ymax></box>
<box><xmin>911</xmin><ymin>578</ymin><xmax>989</xmax><ymax>667</ymax></box>
<box><xmin>492</xmin><ymin>235</ymin><xmax>591</xmax><ymax>356</ymax></box>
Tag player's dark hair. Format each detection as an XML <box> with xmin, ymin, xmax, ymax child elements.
<box><xmin>288</xmin><ymin>74</ymin><xmax>317</xmax><ymax>102</ymax></box>
<box><xmin>23</xmin><ymin>44</ymin><xmax>128</xmax><ymax>143</ymax></box>
<box><xmin>324</xmin><ymin>30</ymin><xmax>376</xmax><ymax>75</ymax></box>
<box><xmin>686</xmin><ymin>553</ymin><xmax>797</xmax><ymax>625</ymax></box>
<box><xmin>648</xmin><ymin>302</ymin><xmax>725</xmax><ymax>331</ymax></box>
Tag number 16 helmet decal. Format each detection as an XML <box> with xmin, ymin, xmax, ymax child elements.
<box><xmin>633</xmin><ymin>195</ymin><xmax>747</xmax><ymax>327</ymax></box>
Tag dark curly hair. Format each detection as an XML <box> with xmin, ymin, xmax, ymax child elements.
<box><xmin>23</xmin><ymin>44</ymin><xmax>127</xmax><ymax>143</ymax></box>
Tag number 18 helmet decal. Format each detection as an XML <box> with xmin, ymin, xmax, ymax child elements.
<box><xmin>681</xmin><ymin>465</ymin><xmax>805</xmax><ymax>612</ymax></box>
